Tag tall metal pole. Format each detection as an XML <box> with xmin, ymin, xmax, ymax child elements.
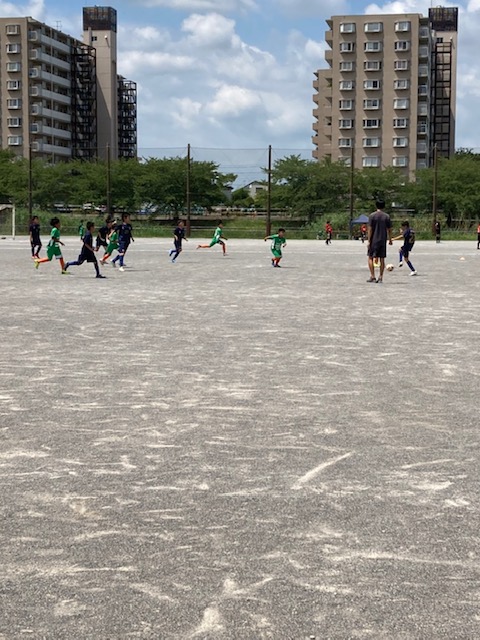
<box><xmin>266</xmin><ymin>144</ymin><xmax>272</xmax><ymax>237</ymax></box>
<box><xmin>106</xmin><ymin>143</ymin><xmax>112</xmax><ymax>218</ymax></box>
<box><xmin>349</xmin><ymin>142</ymin><xmax>355</xmax><ymax>238</ymax></box>
<box><xmin>186</xmin><ymin>143</ymin><xmax>191</xmax><ymax>236</ymax></box>
<box><xmin>28</xmin><ymin>143</ymin><xmax>33</xmax><ymax>220</ymax></box>
<box><xmin>432</xmin><ymin>143</ymin><xmax>438</xmax><ymax>227</ymax></box>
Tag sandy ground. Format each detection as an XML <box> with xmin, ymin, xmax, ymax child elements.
<box><xmin>1</xmin><ymin>236</ymin><xmax>480</xmax><ymax>639</ymax></box>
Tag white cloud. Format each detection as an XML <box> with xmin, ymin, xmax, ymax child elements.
<box><xmin>206</xmin><ymin>85</ymin><xmax>264</xmax><ymax>118</ymax></box>
<box><xmin>138</xmin><ymin>0</ymin><xmax>257</xmax><ymax>11</ymax></box>
<box><xmin>0</xmin><ymin>0</ymin><xmax>45</xmax><ymax>18</ymax></box>
<box><xmin>275</xmin><ymin>0</ymin><xmax>348</xmax><ymax>17</ymax></box>
<box><xmin>181</xmin><ymin>12</ymin><xmax>240</xmax><ymax>48</ymax></box>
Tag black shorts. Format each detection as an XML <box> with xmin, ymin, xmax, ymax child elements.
<box><xmin>368</xmin><ymin>243</ymin><xmax>387</xmax><ymax>259</ymax></box>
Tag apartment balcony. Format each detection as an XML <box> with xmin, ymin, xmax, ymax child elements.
<box><xmin>31</xmin><ymin>123</ymin><xmax>71</xmax><ymax>139</ymax></box>
<box><xmin>30</xmin><ymin>86</ymin><xmax>71</xmax><ymax>105</ymax></box>
<box><xmin>325</xmin><ymin>49</ymin><xmax>333</xmax><ymax>65</ymax></box>
<box><xmin>313</xmin><ymin>77</ymin><xmax>320</xmax><ymax>91</ymax></box>
<box><xmin>36</xmin><ymin>70</ymin><xmax>70</xmax><ymax>88</ymax></box>
<box><xmin>39</xmin><ymin>33</ymin><xmax>71</xmax><ymax>55</ymax></box>
<box><xmin>325</xmin><ymin>29</ymin><xmax>333</xmax><ymax>46</ymax></box>
<box><xmin>313</xmin><ymin>106</ymin><xmax>321</xmax><ymax>118</ymax></box>
<box><xmin>29</xmin><ymin>49</ymin><xmax>70</xmax><ymax>71</ymax></box>
<box><xmin>30</xmin><ymin>105</ymin><xmax>71</xmax><ymax>123</ymax></box>
<box><xmin>31</xmin><ymin>141</ymin><xmax>72</xmax><ymax>157</ymax></box>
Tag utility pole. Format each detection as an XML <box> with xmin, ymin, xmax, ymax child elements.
<box><xmin>28</xmin><ymin>143</ymin><xmax>33</xmax><ymax>219</ymax></box>
<box><xmin>266</xmin><ymin>145</ymin><xmax>272</xmax><ymax>237</ymax></box>
<box><xmin>349</xmin><ymin>142</ymin><xmax>355</xmax><ymax>237</ymax></box>
<box><xmin>106</xmin><ymin>143</ymin><xmax>112</xmax><ymax>218</ymax></box>
<box><xmin>186</xmin><ymin>143</ymin><xmax>191</xmax><ymax>236</ymax></box>
<box><xmin>432</xmin><ymin>143</ymin><xmax>438</xmax><ymax>227</ymax></box>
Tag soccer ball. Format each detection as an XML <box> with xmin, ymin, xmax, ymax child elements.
<box><xmin>386</xmin><ymin>263</ymin><xmax>394</xmax><ymax>271</ymax></box>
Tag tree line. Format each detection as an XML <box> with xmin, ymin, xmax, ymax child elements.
<box><xmin>0</xmin><ymin>148</ymin><xmax>478</xmax><ymax>225</ymax></box>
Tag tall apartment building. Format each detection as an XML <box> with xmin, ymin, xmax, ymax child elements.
<box><xmin>312</xmin><ymin>8</ymin><xmax>458</xmax><ymax>174</ymax></box>
<box><xmin>0</xmin><ymin>5</ymin><xmax>137</xmax><ymax>163</ymax></box>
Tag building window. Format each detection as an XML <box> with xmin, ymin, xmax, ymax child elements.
<box><xmin>6</xmin><ymin>24</ymin><xmax>20</xmax><ymax>35</ymax></box>
<box><xmin>7</xmin><ymin>80</ymin><xmax>21</xmax><ymax>90</ymax></box>
<box><xmin>340</xmin><ymin>23</ymin><xmax>356</xmax><ymax>33</ymax></box>
<box><xmin>365</xmin><ymin>22</ymin><xmax>383</xmax><ymax>32</ymax></box>
<box><xmin>339</xmin><ymin>119</ymin><xmax>354</xmax><ymax>129</ymax></box>
<box><xmin>363</xmin><ymin>99</ymin><xmax>381</xmax><ymax>110</ymax></box>
<box><xmin>418</xmin><ymin>84</ymin><xmax>429</xmax><ymax>96</ymax></box>
<box><xmin>394</xmin><ymin>41</ymin><xmax>410</xmax><ymax>51</ymax></box>
<box><xmin>394</xmin><ymin>79</ymin><xmax>409</xmax><ymax>90</ymax></box>
<box><xmin>394</xmin><ymin>99</ymin><xmax>409</xmax><ymax>109</ymax></box>
<box><xmin>29</xmin><ymin>68</ymin><xmax>39</xmax><ymax>78</ymax></box>
<box><xmin>340</xmin><ymin>156</ymin><xmax>352</xmax><ymax>167</ymax></box>
<box><xmin>419</xmin><ymin>26</ymin><xmax>430</xmax><ymax>39</ymax></box>
<box><xmin>338</xmin><ymin>138</ymin><xmax>353</xmax><ymax>148</ymax></box>
<box><xmin>395</xmin><ymin>21</ymin><xmax>411</xmax><ymax>32</ymax></box>
<box><xmin>393</xmin><ymin>118</ymin><xmax>408</xmax><ymax>128</ymax></box>
<box><xmin>363</xmin><ymin>137</ymin><xmax>380</xmax><ymax>147</ymax></box>
<box><xmin>419</xmin><ymin>45</ymin><xmax>429</xmax><ymax>58</ymax></box>
<box><xmin>6</xmin><ymin>43</ymin><xmax>21</xmax><ymax>54</ymax></box>
<box><xmin>340</xmin><ymin>61</ymin><xmax>354</xmax><ymax>72</ymax></box>
<box><xmin>6</xmin><ymin>62</ymin><xmax>21</xmax><ymax>72</ymax></box>
<box><xmin>7</xmin><ymin>117</ymin><xmax>21</xmax><ymax>127</ymax></box>
<box><xmin>364</xmin><ymin>80</ymin><xmax>381</xmax><ymax>90</ymax></box>
<box><xmin>394</xmin><ymin>60</ymin><xmax>409</xmax><ymax>71</ymax></box>
<box><xmin>7</xmin><ymin>98</ymin><xmax>22</xmax><ymax>109</ymax></box>
<box><xmin>339</xmin><ymin>80</ymin><xmax>354</xmax><ymax>90</ymax></box>
<box><xmin>364</xmin><ymin>60</ymin><xmax>382</xmax><ymax>71</ymax></box>
<box><xmin>363</xmin><ymin>119</ymin><xmax>381</xmax><ymax>128</ymax></box>
<box><xmin>7</xmin><ymin>135</ymin><xmax>22</xmax><ymax>145</ymax></box>
<box><xmin>363</xmin><ymin>156</ymin><xmax>380</xmax><ymax>168</ymax></box>
<box><xmin>417</xmin><ymin>122</ymin><xmax>428</xmax><ymax>134</ymax></box>
<box><xmin>392</xmin><ymin>157</ymin><xmax>408</xmax><ymax>167</ymax></box>
<box><xmin>418</xmin><ymin>103</ymin><xmax>428</xmax><ymax>116</ymax></box>
<box><xmin>417</xmin><ymin>159</ymin><xmax>427</xmax><ymax>169</ymax></box>
<box><xmin>340</xmin><ymin>42</ymin><xmax>355</xmax><ymax>53</ymax></box>
<box><xmin>364</xmin><ymin>41</ymin><xmax>382</xmax><ymax>52</ymax></box>
<box><xmin>393</xmin><ymin>137</ymin><xmax>408</xmax><ymax>147</ymax></box>
<box><xmin>339</xmin><ymin>99</ymin><xmax>353</xmax><ymax>110</ymax></box>
<box><xmin>418</xmin><ymin>65</ymin><xmax>429</xmax><ymax>77</ymax></box>
<box><xmin>417</xmin><ymin>142</ymin><xmax>427</xmax><ymax>154</ymax></box>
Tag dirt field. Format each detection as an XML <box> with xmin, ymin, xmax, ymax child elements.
<box><xmin>1</xmin><ymin>236</ymin><xmax>480</xmax><ymax>639</ymax></box>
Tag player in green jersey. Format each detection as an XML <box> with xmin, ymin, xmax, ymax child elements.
<box><xmin>99</xmin><ymin>226</ymin><xmax>119</xmax><ymax>265</ymax></box>
<box><xmin>197</xmin><ymin>221</ymin><xmax>228</xmax><ymax>255</ymax></box>
<box><xmin>34</xmin><ymin>217</ymin><xmax>68</xmax><ymax>274</ymax></box>
<box><xmin>264</xmin><ymin>228</ymin><xmax>286</xmax><ymax>267</ymax></box>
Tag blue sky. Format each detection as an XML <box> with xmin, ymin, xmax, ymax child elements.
<box><xmin>1</xmin><ymin>0</ymin><xmax>479</xmax><ymax>178</ymax></box>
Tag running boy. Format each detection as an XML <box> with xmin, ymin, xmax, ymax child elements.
<box><xmin>169</xmin><ymin>219</ymin><xmax>188</xmax><ymax>263</ymax></box>
<box><xmin>264</xmin><ymin>228</ymin><xmax>286</xmax><ymax>267</ymax></box>
<box><xmin>29</xmin><ymin>215</ymin><xmax>42</xmax><ymax>259</ymax></box>
<box><xmin>34</xmin><ymin>217</ymin><xmax>68</xmax><ymax>273</ymax></box>
<box><xmin>64</xmin><ymin>221</ymin><xmax>105</xmax><ymax>278</ymax></box>
<box><xmin>100</xmin><ymin>223</ymin><xmax>119</xmax><ymax>265</ymax></box>
<box><xmin>96</xmin><ymin>216</ymin><xmax>113</xmax><ymax>254</ymax></box>
<box><xmin>392</xmin><ymin>220</ymin><xmax>417</xmax><ymax>276</ymax></box>
<box><xmin>325</xmin><ymin>220</ymin><xmax>333</xmax><ymax>245</ymax></box>
<box><xmin>111</xmin><ymin>213</ymin><xmax>134</xmax><ymax>271</ymax></box>
<box><xmin>197</xmin><ymin>221</ymin><xmax>227</xmax><ymax>255</ymax></box>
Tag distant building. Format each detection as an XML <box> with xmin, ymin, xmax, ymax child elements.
<box><xmin>0</xmin><ymin>6</ymin><xmax>137</xmax><ymax>162</ymax></box>
<box><xmin>312</xmin><ymin>7</ymin><xmax>458</xmax><ymax>174</ymax></box>
<box><xmin>244</xmin><ymin>181</ymin><xmax>267</xmax><ymax>199</ymax></box>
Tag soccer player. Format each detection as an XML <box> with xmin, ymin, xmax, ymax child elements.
<box><xmin>169</xmin><ymin>219</ymin><xmax>188</xmax><ymax>263</ymax></box>
<box><xmin>325</xmin><ymin>220</ymin><xmax>333</xmax><ymax>245</ymax></box>
<box><xmin>197</xmin><ymin>221</ymin><xmax>227</xmax><ymax>255</ymax></box>
<box><xmin>367</xmin><ymin>200</ymin><xmax>392</xmax><ymax>283</ymax></box>
<box><xmin>96</xmin><ymin>216</ymin><xmax>113</xmax><ymax>254</ymax></box>
<box><xmin>100</xmin><ymin>224</ymin><xmax>119</xmax><ymax>265</ymax></box>
<box><xmin>477</xmin><ymin>222</ymin><xmax>480</xmax><ymax>250</ymax></box>
<box><xmin>393</xmin><ymin>220</ymin><xmax>417</xmax><ymax>276</ymax></box>
<box><xmin>111</xmin><ymin>213</ymin><xmax>134</xmax><ymax>271</ymax></box>
<box><xmin>29</xmin><ymin>215</ymin><xmax>42</xmax><ymax>259</ymax></box>
<box><xmin>64</xmin><ymin>221</ymin><xmax>106</xmax><ymax>278</ymax></box>
<box><xmin>34</xmin><ymin>217</ymin><xmax>68</xmax><ymax>274</ymax></box>
<box><xmin>264</xmin><ymin>228</ymin><xmax>286</xmax><ymax>267</ymax></box>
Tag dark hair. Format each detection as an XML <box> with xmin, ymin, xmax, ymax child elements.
<box><xmin>50</xmin><ymin>217</ymin><xmax>60</xmax><ymax>226</ymax></box>
<box><xmin>122</xmin><ymin>212</ymin><xmax>130</xmax><ymax>221</ymax></box>
<box><xmin>217</xmin><ymin>220</ymin><xmax>223</xmax><ymax>225</ymax></box>
<box><xmin>278</xmin><ymin>227</ymin><xmax>286</xmax><ymax>233</ymax></box>
<box><xmin>86</xmin><ymin>221</ymin><xmax>95</xmax><ymax>230</ymax></box>
<box><xmin>31</xmin><ymin>215</ymin><xmax>39</xmax><ymax>222</ymax></box>
<box><xmin>401</xmin><ymin>220</ymin><xmax>410</xmax><ymax>227</ymax></box>
<box><xmin>376</xmin><ymin>199</ymin><xmax>386</xmax><ymax>210</ymax></box>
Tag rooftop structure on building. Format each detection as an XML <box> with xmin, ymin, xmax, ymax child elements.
<box><xmin>312</xmin><ymin>7</ymin><xmax>458</xmax><ymax>174</ymax></box>
<box><xmin>0</xmin><ymin>6</ymin><xmax>137</xmax><ymax>163</ymax></box>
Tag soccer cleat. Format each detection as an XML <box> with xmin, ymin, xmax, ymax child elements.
<box><xmin>398</xmin><ymin>261</ymin><xmax>404</xmax><ymax>267</ymax></box>
<box><xmin>376</xmin><ymin>277</ymin><xmax>383</xmax><ymax>283</ymax></box>
<box><xmin>171</xmin><ymin>258</ymin><xmax>176</xmax><ymax>263</ymax></box>
<box><xmin>271</xmin><ymin>259</ymin><xmax>275</xmax><ymax>267</ymax></box>
<box><xmin>96</xmin><ymin>274</ymin><xmax>106</xmax><ymax>278</ymax></box>
<box><xmin>61</xmin><ymin>270</ymin><xmax>71</xmax><ymax>275</ymax></box>
<box><xmin>410</xmin><ymin>270</ymin><xmax>418</xmax><ymax>276</ymax></box>
<box><xmin>366</xmin><ymin>277</ymin><xmax>376</xmax><ymax>283</ymax></box>
<box><xmin>118</xmin><ymin>266</ymin><xmax>125</xmax><ymax>272</ymax></box>
<box><xmin>34</xmin><ymin>260</ymin><xmax>40</xmax><ymax>269</ymax></box>
<box><xmin>111</xmin><ymin>261</ymin><xmax>116</xmax><ymax>267</ymax></box>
